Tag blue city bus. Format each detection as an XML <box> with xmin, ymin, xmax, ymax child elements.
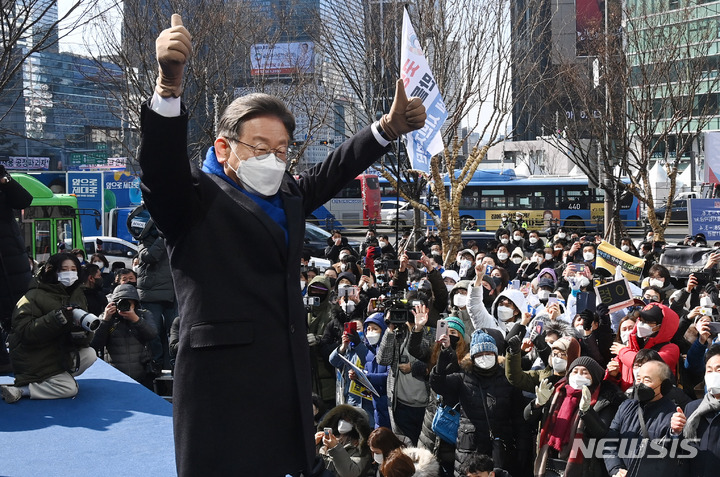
<box><xmin>427</xmin><ymin>171</ymin><xmax>639</xmax><ymax>232</ymax></box>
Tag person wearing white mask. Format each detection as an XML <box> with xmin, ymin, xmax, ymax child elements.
<box><xmin>1</xmin><ymin>252</ymin><xmax>97</xmax><ymax>404</ymax></box>
<box><xmin>640</xmin><ymin>264</ymin><xmax>676</xmax><ymax>302</ymax></box>
<box><xmin>490</xmin><ymin>289</ymin><xmax>528</xmax><ymax>334</ymax></box>
<box><xmin>526</xmin><ymin>356</ymin><xmax>625</xmax><ymax>477</ymax></box>
<box><xmin>316</xmin><ymin>405</ymin><xmax>373</xmax><ymax>477</ymax></box>
<box><xmin>430</xmin><ymin>330</ymin><xmax>528</xmax><ymax>476</ymax></box>
<box><xmin>448</xmin><ymin>280</ymin><xmax>474</xmax><ymax>334</ymax></box>
<box><xmin>442</xmin><ymin>269</ymin><xmax>461</xmax><ymax>293</ymax></box>
<box><xmin>494</xmin><ymin>244</ymin><xmax>519</xmax><ymax>277</ymax></box>
<box><xmin>671</xmin><ymin>346</ymin><xmax>720</xmax><ymax>474</ymax></box>
<box><xmin>526</xmin><ymin>230</ymin><xmax>545</xmax><ymax>253</ymax></box>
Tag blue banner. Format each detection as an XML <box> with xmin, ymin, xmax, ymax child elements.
<box><xmin>67</xmin><ymin>172</ymin><xmax>103</xmax><ymax>237</ymax></box>
<box><xmin>689</xmin><ymin>198</ymin><xmax>720</xmax><ymax>241</ymax></box>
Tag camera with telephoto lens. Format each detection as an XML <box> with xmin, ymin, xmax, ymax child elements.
<box><xmin>116</xmin><ymin>298</ymin><xmax>132</xmax><ymax>312</ymax></box>
<box><xmin>70</xmin><ymin>307</ymin><xmax>101</xmax><ymax>332</ymax></box>
<box><xmin>376</xmin><ymin>293</ymin><xmax>416</xmax><ymax>325</ymax></box>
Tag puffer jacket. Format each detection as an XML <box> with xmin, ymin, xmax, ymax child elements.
<box><xmin>8</xmin><ymin>279</ymin><xmax>91</xmax><ymax>386</ymax></box>
<box><xmin>91</xmin><ymin>286</ymin><xmax>157</xmax><ymax>385</ymax></box>
<box><xmin>430</xmin><ymin>349</ymin><xmax>529</xmax><ymax>477</ymax></box>
<box><xmin>402</xmin><ymin>446</ymin><xmax>441</xmax><ymax>477</ymax></box>
<box><xmin>136</xmin><ymin>235</ymin><xmax>175</xmax><ymax>303</ymax></box>
<box><xmin>317</xmin><ymin>404</ymin><xmax>372</xmax><ymax>477</ymax></box>
<box><xmin>308</xmin><ymin>275</ymin><xmax>338</xmax><ymax>402</ymax></box>
<box><xmin>0</xmin><ymin>177</ymin><xmax>33</xmax><ymax>321</ymax></box>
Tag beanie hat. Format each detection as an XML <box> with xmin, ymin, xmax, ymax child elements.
<box><xmin>111</xmin><ymin>284</ymin><xmax>140</xmax><ymax>302</ymax></box>
<box><xmin>337</xmin><ymin>272</ymin><xmax>357</xmax><ymax>286</ymax></box>
<box><xmin>469</xmin><ymin>330</ymin><xmax>498</xmax><ymax>357</ymax></box>
<box><xmin>445</xmin><ymin>316</ymin><xmax>466</xmax><ymax>339</ymax></box>
<box><xmin>567</xmin><ymin>356</ymin><xmax>605</xmax><ymax>388</ymax></box>
<box><xmin>551</xmin><ymin>336</ymin><xmax>581</xmax><ymax>365</ymax></box>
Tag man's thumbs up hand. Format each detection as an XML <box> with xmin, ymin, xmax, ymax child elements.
<box><xmin>155</xmin><ymin>14</ymin><xmax>192</xmax><ymax>98</ymax></box>
<box><xmin>671</xmin><ymin>406</ymin><xmax>686</xmax><ymax>435</ymax></box>
<box><xmin>379</xmin><ymin>79</ymin><xmax>427</xmax><ymax>140</ymax></box>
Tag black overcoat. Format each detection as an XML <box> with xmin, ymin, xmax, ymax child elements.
<box><xmin>138</xmin><ymin>102</ymin><xmax>387</xmax><ymax>476</ymax></box>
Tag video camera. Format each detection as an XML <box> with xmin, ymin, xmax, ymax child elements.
<box><xmin>374</xmin><ymin>290</ymin><xmax>420</xmax><ymax>325</ymax></box>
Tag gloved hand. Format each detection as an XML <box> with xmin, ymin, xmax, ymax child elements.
<box><xmin>56</xmin><ymin>307</ymin><xmax>73</xmax><ymax>326</ymax></box>
<box><xmin>348</xmin><ymin>329</ymin><xmax>361</xmax><ymax>346</ymax></box>
<box><xmin>581</xmin><ymin>310</ymin><xmax>595</xmax><ymax>331</ymax></box>
<box><xmin>506</xmin><ymin>335</ymin><xmax>522</xmax><ymax>354</ymax></box>
<box><xmin>535</xmin><ymin>378</ymin><xmax>554</xmax><ymax>407</ymax></box>
<box><xmin>596</xmin><ymin>303</ymin><xmax>610</xmax><ymax>321</ymax></box>
<box><xmin>155</xmin><ymin>14</ymin><xmax>192</xmax><ymax>98</ymax></box>
<box><xmin>579</xmin><ymin>385</ymin><xmax>592</xmax><ymax>413</ymax></box>
<box><xmin>379</xmin><ymin>79</ymin><xmax>427</xmax><ymax>140</ymax></box>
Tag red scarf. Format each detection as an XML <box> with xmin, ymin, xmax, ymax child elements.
<box><xmin>546</xmin><ymin>384</ymin><xmax>582</xmax><ymax>451</ymax></box>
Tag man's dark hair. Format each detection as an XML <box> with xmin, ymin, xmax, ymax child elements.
<box><xmin>706</xmin><ymin>344</ymin><xmax>720</xmax><ymax>364</ymax></box>
<box><xmin>529</xmin><ymin>230</ymin><xmax>540</xmax><ymax>236</ymax></box>
<box><xmin>217</xmin><ymin>93</ymin><xmax>295</xmax><ymax>139</ymax></box>
<box><xmin>462</xmin><ymin>453</ymin><xmax>495</xmax><ymax>474</ymax></box>
<box><xmin>330</xmin><ymin>229</ymin><xmax>342</xmax><ymax>237</ymax></box>
<box><xmin>83</xmin><ymin>264</ymin><xmax>101</xmax><ymax>283</ymax></box>
<box><xmin>113</xmin><ymin>268</ymin><xmax>137</xmax><ymax>284</ymax></box>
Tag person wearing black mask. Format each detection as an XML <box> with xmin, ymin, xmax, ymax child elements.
<box><xmin>82</xmin><ymin>264</ymin><xmax>108</xmax><ymax>316</ymax></box>
<box><xmin>604</xmin><ymin>360</ymin><xmax>681</xmax><ymax>477</ymax></box>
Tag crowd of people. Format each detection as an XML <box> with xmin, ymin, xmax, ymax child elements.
<box><xmin>301</xmin><ymin>223</ymin><xmax>720</xmax><ymax>477</ymax></box>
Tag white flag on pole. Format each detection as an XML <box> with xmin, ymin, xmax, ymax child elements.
<box><xmin>400</xmin><ymin>8</ymin><xmax>447</xmax><ymax>173</ymax></box>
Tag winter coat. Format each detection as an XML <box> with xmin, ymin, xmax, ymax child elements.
<box><xmin>526</xmin><ymin>379</ymin><xmax>626</xmax><ymax>477</ymax></box>
<box><xmin>91</xmin><ymin>308</ymin><xmax>157</xmax><ymax>384</ymax></box>
<box><xmin>0</xmin><ymin>177</ymin><xmax>33</xmax><ymax>321</ymax></box>
<box><xmin>309</xmin><ymin>275</ymin><xmax>339</xmax><ymax>403</ymax></box>
<box><xmin>8</xmin><ymin>279</ymin><xmax>91</xmax><ymax>386</ymax></box>
<box><xmin>136</xmin><ymin>235</ymin><xmax>175</xmax><ymax>304</ymax></box>
<box><xmin>430</xmin><ymin>349</ymin><xmax>528</xmax><ymax>476</ymax></box>
<box><xmin>317</xmin><ymin>404</ymin><xmax>372</xmax><ymax>477</ymax></box>
<box><xmin>679</xmin><ymin>397</ymin><xmax>720</xmax><ymax>477</ymax></box>
<box><xmin>604</xmin><ymin>396</ymin><xmax>681</xmax><ymax>477</ymax></box>
<box><xmin>616</xmin><ymin>304</ymin><xmax>680</xmax><ymax>391</ymax></box>
<box><xmin>505</xmin><ymin>346</ymin><xmax>554</xmax><ymax>393</ymax></box>
<box><xmin>363</xmin><ymin>314</ymin><xmax>390</xmax><ymax>429</ymax></box>
<box><xmin>138</xmin><ymin>102</ymin><xmax>389</xmax><ymax>476</ymax></box>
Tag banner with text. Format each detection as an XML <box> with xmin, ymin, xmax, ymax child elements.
<box><xmin>400</xmin><ymin>8</ymin><xmax>446</xmax><ymax>173</ymax></box>
<box><xmin>67</xmin><ymin>172</ymin><xmax>103</xmax><ymax>236</ymax></box>
<box><xmin>659</xmin><ymin>246</ymin><xmax>714</xmax><ymax>278</ymax></box>
<box><xmin>689</xmin><ymin>198</ymin><xmax>720</xmax><ymax>241</ymax></box>
<box><xmin>596</xmin><ymin>240</ymin><xmax>646</xmax><ymax>282</ymax></box>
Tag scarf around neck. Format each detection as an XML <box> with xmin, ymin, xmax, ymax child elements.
<box><xmin>683</xmin><ymin>392</ymin><xmax>720</xmax><ymax>439</ymax></box>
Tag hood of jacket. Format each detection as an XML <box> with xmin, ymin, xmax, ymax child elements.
<box><xmin>491</xmin><ymin>288</ymin><xmax>528</xmax><ymax>317</ymax></box>
<box><xmin>317</xmin><ymin>404</ymin><xmax>371</xmax><ymax>450</ymax></box>
<box><xmin>363</xmin><ymin>312</ymin><xmax>387</xmax><ymax>336</ymax></box>
<box><xmin>402</xmin><ymin>447</ymin><xmax>441</xmax><ymax>477</ymax></box>
<box><xmin>628</xmin><ymin>302</ymin><xmax>679</xmax><ymax>350</ymax></box>
<box><xmin>308</xmin><ymin>275</ymin><xmax>332</xmax><ymax>306</ymax></box>
<box><xmin>449</xmin><ymin>279</ymin><xmax>472</xmax><ymax>302</ymax></box>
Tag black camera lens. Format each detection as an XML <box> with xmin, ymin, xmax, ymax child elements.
<box><xmin>117</xmin><ymin>299</ymin><xmax>132</xmax><ymax>312</ymax></box>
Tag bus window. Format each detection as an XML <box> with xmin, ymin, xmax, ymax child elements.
<box><xmin>365</xmin><ymin>176</ymin><xmax>379</xmax><ymax>190</ymax></box>
<box><xmin>34</xmin><ymin>220</ymin><xmax>52</xmax><ymax>264</ymax></box>
<box><xmin>339</xmin><ymin>180</ymin><xmax>361</xmax><ymax>198</ymax></box>
<box><xmin>561</xmin><ymin>188</ymin><xmax>590</xmax><ymax>209</ymax></box>
<box><xmin>480</xmin><ymin>189</ymin><xmax>504</xmax><ymax>209</ymax></box>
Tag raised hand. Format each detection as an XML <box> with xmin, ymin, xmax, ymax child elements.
<box><xmin>379</xmin><ymin>79</ymin><xmax>427</xmax><ymax>139</ymax></box>
<box><xmin>155</xmin><ymin>14</ymin><xmax>192</xmax><ymax>98</ymax></box>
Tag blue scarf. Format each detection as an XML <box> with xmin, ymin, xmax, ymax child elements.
<box><xmin>201</xmin><ymin>147</ymin><xmax>288</xmax><ymax>245</ymax></box>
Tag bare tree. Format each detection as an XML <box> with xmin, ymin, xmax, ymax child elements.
<box><xmin>545</xmin><ymin>1</ymin><xmax>720</xmax><ymax>242</ymax></box>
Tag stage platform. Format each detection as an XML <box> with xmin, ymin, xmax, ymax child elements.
<box><xmin>0</xmin><ymin>359</ymin><xmax>175</xmax><ymax>477</ymax></box>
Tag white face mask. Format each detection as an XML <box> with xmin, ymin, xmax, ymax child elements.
<box><xmin>513</xmin><ymin>235</ymin><xmax>522</xmax><ymax>241</ymax></box>
<box><xmin>453</xmin><ymin>294</ymin><xmax>468</xmax><ymax>308</ymax></box>
<box><xmin>648</xmin><ymin>278</ymin><xmax>664</xmax><ymax>288</ymax></box>
<box><xmin>552</xmin><ymin>356</ymin><xmax>567</xmax><ymax>373</ymax></box>
<box><xmin>373</xmin><ymin>453</ymin><xmax>384</xmax><ymax>465</ymax></box>
<box><xmin>529</xmin><ymin>237</ymin><xmax>538</xmax><ymax>244</ymax></box>
<box><xmin>92</xmin><ymin>261</ymin><xmax>104</xmax><ymax>268</ymax></box>
<box><xmin>342</xmin><ymin>301</ymin><xmax>355</xmax><ymax>313</ymax></box>
<box><xmin>558</xmin><ymin>233</ymin><xmax>566</xmax><ymax>239</ymax></box>
<box><xmin>339</xmin><ymin>252</ymin><xmax>348</xmax><ymax>261</ymax></box>
<box><xmin>646</xmin><ymin>235</ymin><xmax>653</xmax><ymax>242</ymax></box>
<box><xmin>575</xmin><ymin>325</ymin><xmax>585</xmax><ymax>334</ymax></box>
<box><xmin>636</xmin><ymin>321</ymin><xmax>656</xmax><ymax>338</ymax></box>
<box><xmin>378</xmin><ymin>241</ymin><xmax>388</xmax><ymax>248</ymax></box>
<box><xmin>446</xmin><ymin>284</ymin><xmax>455</xmax><ymax>293</ymax></box>
<box><xmin>578</xmin><ymin>277</ymin><xmax>590</xmax><ymax>288</ymax></box>
<box><xmin>337</xmin><ymin>419</ymin><xmax>353</xmax><ymax>434</ymax></box>
<box><xmin>569</xmin><ymin>373</ymin><xmax>592</xmax><ymax>390</ymax></box>
<box><xmin>705</xmin><ymin>371</ymin><xmax>720</xmax><ymax>394</ymax></box>
<box><xmin>511</xmin><ymin>257</ymin><xmax>523</xmax><ymax>265</ymax></box>
<box><xmin>300</xmin><ymin>280</ymin><xmax>306</xmax><ymax>290</ymax></box>
<box><xmin>366</xmin><ymin>330</ymin><xmax>381</xmax><ymax>345</ymax></box>
<box><xmin>500</xmin><ymin>238</ymin><xmax>509</xmax><ymax>245</ymax></box>
<box><xmin>228</xmin><ymin>147</ymin><xmax>286</xmax><ymax>197</ymax></box>
<box><xmin>497</xmin><ymin>252</ymin><xmax>509</xmax><ymax>261</ymax></box>
<box><xmin>701</xmin><ymin>296</ymin><xmax>714</xmax><ymax>308</ymax></box>
<box><xmin>545</xmin><ymin>253</ymin><xmax>553</xmax><ymax>261</ymax></box>
<box><xmin>57</xmin><ymin>270</ymin><xmax>78</xmax><ymax>287</ymax></box>
<box><xmin>620</xmin><ymin>330</ymin><xmax>631</xmax><ymax>344</ymax></box>
<box><xmin>621</xmin><ymin>245</ymin><xmax>630</xmax><ymax>252</ymax></box>
<box><xmin>497</xmin><ymin>305</ymin><xmax>515</xmax><ymax>321</ymax></box>
<box><xmin>538</xmin><ymin>289</ymin><xmax>550</xmax><ymax>301</ymax></box>
<box><xmin>583</xmin><ymin>252</ymin><xmax>595</xmax><ymax>261</ymax></box>
<box><xmin>474</xmin><ymin>355</ymin><xmax>496</xmax><ymax>369</ymax></box>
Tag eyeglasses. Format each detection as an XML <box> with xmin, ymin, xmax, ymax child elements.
<box><xmin>229</xmin><ymin>139</ymin><xmax>288</xmax><ymax>160</ymax></box>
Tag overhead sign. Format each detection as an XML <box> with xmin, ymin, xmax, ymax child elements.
<box><xmin>688</xmin><ymin>198</ymin><xmax>720</xmax><ymax>241</ymax></box>
<box><xmin>250</xmin><ymin>42</ymin><xmax>314</xmax><ymax>75</ymax></box>
<box><xmin>2</xmin><ymin>156</ymin><xmax>50</xmax><ymax>170</ymax></box>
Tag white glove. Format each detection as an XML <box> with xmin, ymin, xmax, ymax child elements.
<box><xmin>307</xmin><ymin>333</ymin><xmax>318</xmax><ymax>346</ymax></box>
<box><xmin>579</xmin><ymin>385</ymin><xmax>592</xmax><ymax>413</ymax></box>
<box><xmin>535</xmin><ymin>378</ymin><xmax>554</xmax><ymax>407</ymax></box>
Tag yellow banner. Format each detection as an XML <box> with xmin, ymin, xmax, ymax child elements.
<box><xmin>348</xmin><ymin>358</ymin><xmax>373</xmax><ymax>401</ymax></box>
<box><xmin>596</xmin><ymin>240</ymin><xmax>646</xmax><ymax>282</ymax></box>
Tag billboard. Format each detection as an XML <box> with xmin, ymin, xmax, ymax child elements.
<box><xmin>250</xmin><ymin>42</ymin><xmax>314</xmax><ymax>76</ymax></box>
<box><xmin>576</xmin><ymin>0</ymin><xmax>603</xmax><ymax>56</ymax></box>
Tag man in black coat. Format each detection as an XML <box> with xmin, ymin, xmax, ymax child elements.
<box><xmin>139</xmin><ymin>15</ymin><xmax>426</xmax><ymax>477</ymax></box>
<box><xmin>0</xmin><ymin>165</ymin><xmax>33</xmax><ymax>374</ymax></box>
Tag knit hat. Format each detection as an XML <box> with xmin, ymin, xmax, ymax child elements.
<box><xmin>469</xmin><ymin>330</ymin><xmax>498</xmax><ymax>357</ymax></box>
<box><xmin>337</xmin><ymin>272</ymin><xmax>357</xmax><ymax>286</ymax></box>
<box><xmin>567</xmin><ymin>356</ymin><xmax>604</xmax><ymax>388</ymax></box>
<box><xmin>111</xmin><ymin>284</ymin><xmax>140</xmax><ymax>302</ymax></box>
<box><xmin>445</xmin><ymin>316</ymin><xmax>466</xmax><ymax>339</ymax></box>
<box><xmin>551</xmin><ymin>336</ymin><xmax>581</xmax><ymax>365</ymax></box>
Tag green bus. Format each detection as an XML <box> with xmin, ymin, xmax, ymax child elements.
<box><xmin>13</xmin><ymin>173</ymin><xmax>85</xmax><ymax>263</ymax></box>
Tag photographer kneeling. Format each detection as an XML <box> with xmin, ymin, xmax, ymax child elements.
<box><xmin>91</xmin><ymin>284</ymin><xmax>158</xmax><ymax>388</ymax></box>
<box><xmin>1</xmin><ymin>253</ymin><xmax>98</xmax><ymax>403</ymax></box>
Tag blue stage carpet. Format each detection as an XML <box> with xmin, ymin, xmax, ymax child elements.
<box><xmin>0</xmin><ymin>359</ymin><xmax>175</xmax><ymax>477</ymax></box>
